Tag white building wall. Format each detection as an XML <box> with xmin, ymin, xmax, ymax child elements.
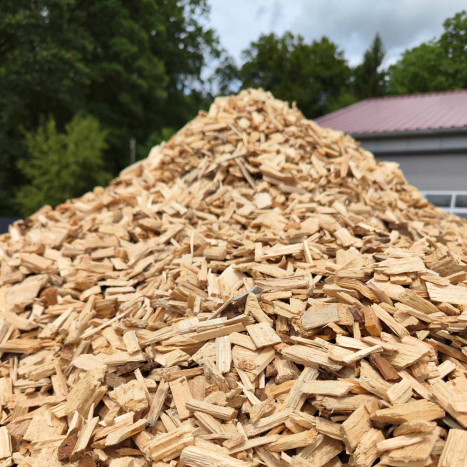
<box><xmin>374</xmin><ymin>153</ymin><xmax>467</xmax><ymax>191</ymax></box>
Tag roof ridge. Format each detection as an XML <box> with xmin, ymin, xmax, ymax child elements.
<box><xmin>365</xmin><ymin>89</ymin><xmax>467</xmax><ymax>102</ymax></box>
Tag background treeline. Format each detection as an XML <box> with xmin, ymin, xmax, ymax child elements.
<box><xmin>1</xmin><ymin>2</ymin><xmax>466</xmax><ymax>216</ymax></box>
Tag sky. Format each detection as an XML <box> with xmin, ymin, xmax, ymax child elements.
<box><xmin>208</xmin><ymin>1</ymin><xmax>466</xmax><ymax>67</ymax></box>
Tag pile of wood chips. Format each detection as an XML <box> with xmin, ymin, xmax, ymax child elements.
<box><xmin>1</xmin><ymin>89</ymin><xmax>467</xmax><ymax>467</ymax></box>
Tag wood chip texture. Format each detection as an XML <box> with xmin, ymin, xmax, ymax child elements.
<box><xmin>0</xmin><ymin>89</ymin><xmax>466</xmax><ymax>466</ymax></box>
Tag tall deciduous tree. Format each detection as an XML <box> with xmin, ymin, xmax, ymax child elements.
<box><xmin>237</xmin><ymin>33</ymin><xmax>350</xmax><ymax>117</ymax></box>
<box><xmin>389</xmin><ymin>10</ymin><xmax>467</xmax><ymax>94</ymax></box>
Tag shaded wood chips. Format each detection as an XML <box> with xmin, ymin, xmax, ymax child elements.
<box><xmin>0</xmin><ymin>89</ymin><xmax>466</xmax><ymax>466</ymax></box>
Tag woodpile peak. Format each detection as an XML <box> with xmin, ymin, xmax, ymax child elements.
<box><xmin>0</xmin><ymin>88</ymin><xmax>467</xmax><ymax>466</ymax></box>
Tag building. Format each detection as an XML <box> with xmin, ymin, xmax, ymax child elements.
<box><xmin>316</xmin><ymin>90</ymin><xmax>467</xmax><ymax>218</ymax></box>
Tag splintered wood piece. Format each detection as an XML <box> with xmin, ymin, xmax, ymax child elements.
<box><xmin>430</xmin><ymin>379</ymin><xmax>467</xmax><ymax>428</ymax></box>
<box><xmin>380</xmin><ymin>427</ymin><xmax>440</xmax><ymax>465</ymax></box>
<box><xmin>439</xmin><ymin>429</ymin><xmax>467</xmax><ymax>467</ymax></box>
<box><xmin>340</xmin><ymin>404</ymin><xmax>372</xmax><ymax>452</ymax></box>
<box><xmin>376</xmin><ymin>434</ymin><xmax>424</xmax><ymax>453</ymax></box>
<box><xmin>301</xmin><ymin>436</ymin><xmax>343</xmax><ymax>466</ymax></box>
<box><xmin>23</xmin><ymin>406</ymin><xmax>67</xmax><ymax>443</ymax></box>
<box><xmin>203</xmin><ymin>356</ymin><xmax>230</xmax><ymax>392</ymax></box>
<box><xmin>274</xmin><ymin>355</ymin><xmax>299</xmax><ymax>383</ymax></box>
<box><xmin>246</xmin><ymin>322</ymin><xmax>282</xmax><ymax>348</ymax></box>
<box><xmin>181</xmin><ymin>445</ymin><xmax>250</xmax><ymax>467</ymax></box>
<box><xmin>123</xmin><ymin>331</ymin><xmax>141</xmax><ymax>354</ymax></box>
<box><xmin>70</xmin><ymin>416</ymin><xmax>99</xmax><ymax>461</ymax></box>
<box><xmin>301</xmin><ymin>304</ymin><xmax>338</xmax><ymax>330</ymax></box>
<box><xmin>342</xmin><ymin>344</ymin><xmax>382</xmax><ymax>364</ymax></box>
<box><xmin>255</xmin><ymin>447</ymin><xmax>287</xmax><ymax>467</ymax></box>
<box><xmin>185</xmin><ymin>398</ymin><xmax>237</xmax><ymax>421</ymax></box>
<box><xmin>427</xmin><ymin>338</ymin><xmax>467</xmax><ymax>363</ymax></box>
<box><xmin>215</xmin><ymin>335</ymin><xmax>232</xmax><ymax>373</ymax></box>
<box><xmin>268</xmin><ymin>429</ymin><xmax>318</xmax><ymax>452</ymax></box>
<box><xmin>363</xmin><ymin>306</ymin><xmax>382</xmax><ymax>336</ymax></box>
<box><xmin>148</xmin><ymin>424</ymin><xmax>194</xmax><ymax>461</ymax></box>
<box><xmin>105</xmin><ymin>419</ymin><xmax>148</xmax><ymax>446</ymax></box>
<box><xmin>385</xmin><ymin>342</ymin><xmax>430</xmax><ymax>370</ymax></box>
<box><xmin>393</xmin><ymin>420</ymin><xmax>436</xmax><ymax>436</ymax></box>
<box><xmin>426</xmin><ymin>282</ymin><xmax>467</xmax><ymax>305</ymax></box>
<box><xmin>245</xmin><ymin>293</ymin><xmax>273</xmax><ymax>325</ymax></box>
<box><xmin>244</xmin><ymin>409</ymin><xmax>294</xmax><ymax>437</ymax></box>
<box><xmin>386</xmin><ymin>377</ymin><xmax>413</xmax><ymax>404</ymax></box>
<box><xmin>228</xmin><ymin>434</ymin><xmax>279</xmax><ymax>454</ymax></box>
<box><xmin>281</xmin><ymin>345</ymin><xmax>343</xmax><ymax>372</ymax></box>
<box><xmin>371</xmin><ymin>400</ymin><xmax>445</xmax><ymax>424</ymax></box>
<box><xmin>0</xmin><ymin>338</ymin><xmax>43</xmax><ymax>354</ymax></box>
<box><xmin>147</xmin><ymin>380</ymin><xmax>169</xmax><ymax>426</ymax></box>
<box><xmin>351</xmin><ymin>428</ymin><xmax>384</xmax><ymax>467</ymax></box>
<box><xmin>229</xmin><ymin>332</ymin><xmax>257</xmax><ymax>351</ymax></box>
<box><xmin>64</xmin><ymin>369</ymin><xmax>105</xmax><ymax>417</ymax></box>
<box><xmin>301</xmin><ymin>380</ymin><xmax>353</xmax><ymax>397</ymax></box>
<box><xmin>169</xmin><ymin>377</ymin><xmax>192</xmax><ymax>420</ymax></box>
<box><xmin>283</xmin><ymin>367</ymin><xmax>319</xmax><ymax>410</ymax></box>
<box><xmin>375</xmin><ymin>256</ymin><xmax>425</xmax><ymax>275</ymax></box>
<box><xmin>369</xmin><ymin>354</ymin><xmax>401</xmax><ymax>382</ymax></box>
<box><xmin>0</xmin><ymin>427</ymin><xmax>11</xmax><ymax>458</ymax></box>
<box><xmin>371</xmin><ymin>304</ymin><xmax>409</xmax><ymax>339</ymax></box>
<box><xmin>314</xmin><ymin>417</ymin><xmax>343</xmax><ymax>441</ymax></box>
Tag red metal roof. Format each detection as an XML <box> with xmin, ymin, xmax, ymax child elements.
<box><xmin>316</xmin><ymin>90</ymin><xmax>467</xmax><ymax>135</ymax></box>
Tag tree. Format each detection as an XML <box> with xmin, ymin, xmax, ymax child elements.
<box><xmin>0</xmin><ymin>0</ymin><xmax>221</xmax><ymax>215</ymax></box>
<box><xmin>354</xmin><ymin>34</ymin><xmax>387</xmax><ymax>99</ymax></box>
<box><xmin>76</xmin><ymin>0</ymin><xmax>221</xmax><ymax>171</ymax></box>
<box><xmin>389</xmin><ymin>42</ymin><xmax>450</xmax><ymax>94</ymax></box>
<box><xmin>16</xmin><ymin>114</ymin><xmax>110</xmax><ymax>216</ymax></box>
<box><xmin>0</xmin><ymin>0</ymin><xmax>92</xmax><ymax>215</ymax></box>
<box><xmin>439</xmin><ymin>10</ymin><xmax>467</xmax><ymax>88</ymax></box>
<box><xmin>237</xmin><ymin>33</ymin><xmax>350</xmax><ymax>117</ymax></box>
<box><xmin>389</xmin><ymin>10</ymin><xmax>467</xmax><ymax>94</ymax></box>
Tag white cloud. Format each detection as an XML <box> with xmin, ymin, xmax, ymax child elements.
<box><xmin>208</xmin><ymin>0</ymin><xmax>465</xmax><ymax>66</ymax></box>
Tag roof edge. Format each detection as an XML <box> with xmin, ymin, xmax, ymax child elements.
<box><xmin>362</xmin><ymin>89</ymin><xmax>467</xmax><ymax>103</ymax></box>
<box><xmin>352</xmin><ymin>126</ymin><xmax>467</xmax><ymax>139</ymax></box>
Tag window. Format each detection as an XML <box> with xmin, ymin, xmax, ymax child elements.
<box><xmin>455</xmin><ymin>195</ymin><xmax>467</xmax><ymax>208</ymax></box>
<box><xmin>425</xmin><ymin>194</ymin><xmax>451</xmax><ymax>208</ymax></box>
<box><xmin>421</xmin><ymin>191</ymin><xmax>467</xmax><ymax>217</ymax></box>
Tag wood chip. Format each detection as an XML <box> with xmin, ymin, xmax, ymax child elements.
<box><xmin>246</xmin><ymin>322</ymin><xmax>282</xmax><ymax>347</ymax></box>
<box><xmin>439</xmin><ymin>429</ymin><xmax>467</xmax><ymax>467</ymax></box>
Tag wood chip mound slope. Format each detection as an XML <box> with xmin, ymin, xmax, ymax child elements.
<box><xmin>1</xmin><ymin>89</ymin><xmax>467</xmax><ymax>467</ymax></box>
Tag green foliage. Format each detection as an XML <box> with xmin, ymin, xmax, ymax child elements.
<box><xmin>389</xmin><ymin>43</ymin><xmax>449</xmax><ymax>93</ymax></box>
<box><xmin>16</xmin><ymin>114</ymin><xmax>110</xmax><ymax>216</ymax></box>
<box><xmin>389</xmin><ymin>10</ymin><xmax>467</xmax><ymax>94</ymax></box>
<box><xmin>237</xmin><ymin>33</ymin><xmax>350</xmax><ymax>117</ymax></box>
<box><xmin>0</xmin><ymin>0</ymin><xmax>221</xmax><ymax>215</ymax></box>
<box><xmin>354</xmin><ymin>34</ymin><xmax>387</xmax><ymax>99</ymax></box>
<box><xmin>0</xmin><ymin>0</ymin><xmax>92</xmax><ymax>215</ymax></box>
